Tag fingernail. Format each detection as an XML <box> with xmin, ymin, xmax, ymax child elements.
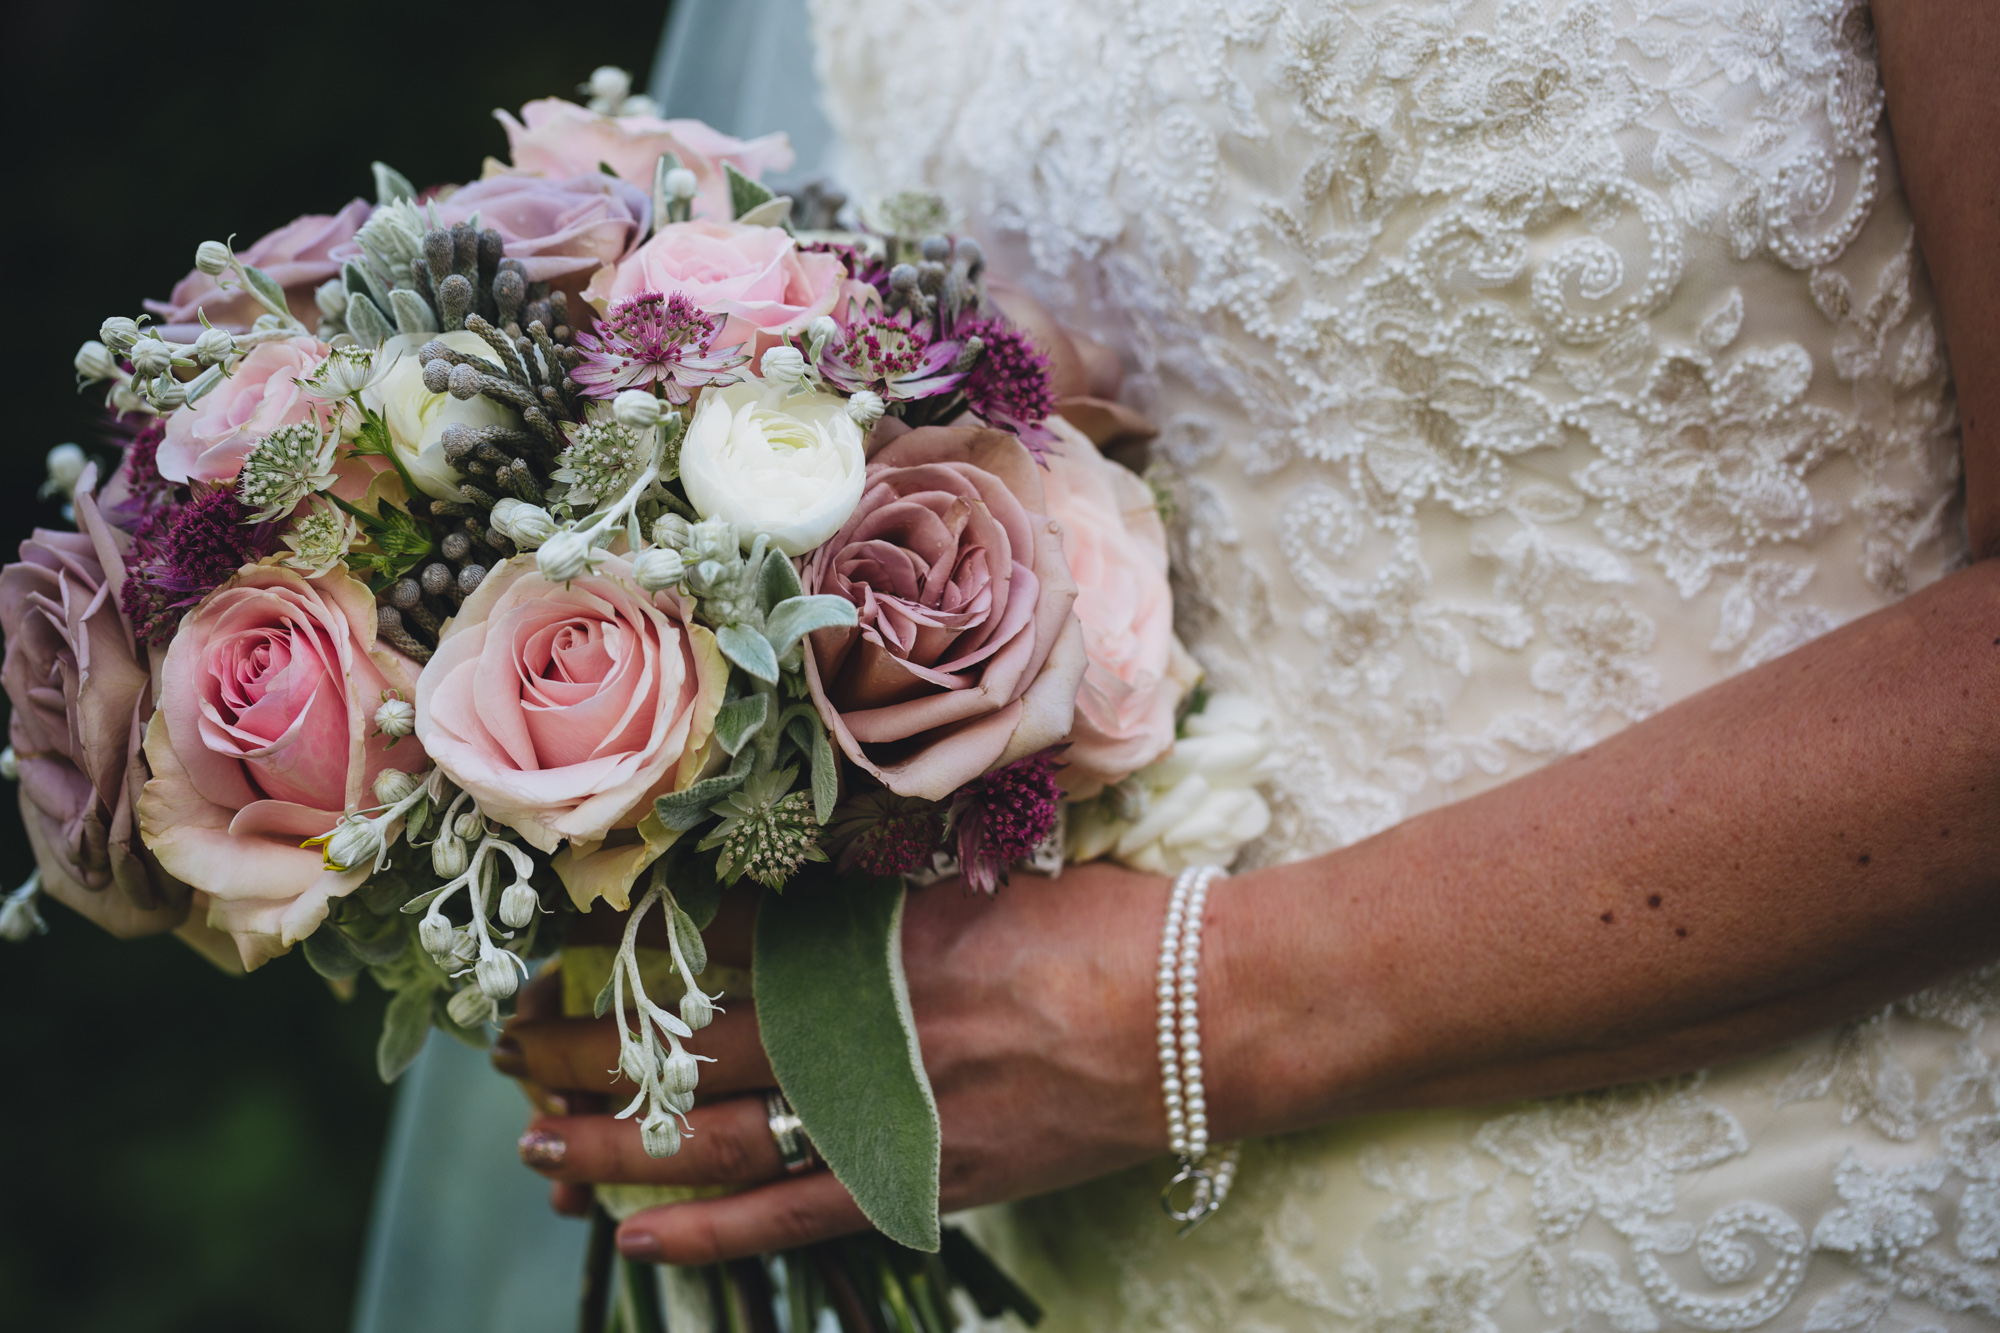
<box><xmin>490</xmin><ymin>1035</ymin><xmax>527</xmax><ymax>1079</ymax></box>
<box><xmin>519</xmin><ymin>1128</ymin><xmax>567</xmax><ymax>1169</ymax></box>
<box><xmin>617</xmin><ymin>1229</ymin><xmax>662</xmax><ymax>1261</ymax></box>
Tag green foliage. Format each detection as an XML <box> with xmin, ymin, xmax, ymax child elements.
<box><xmin>754</xmin><ymin>873</ymin><xmax>941</xmax><ymax>1251</ymax></box>
<box><xmin>371</xmin><ymin>161</ymin><xmax>417</xmax><ymax>205</ymax></box>
<box><xmin>727</xmin><ymin>161</ymin><xmax>776</xmax><ymax>220</ymax></box>
<box><xmin>717</xmin><ymin>622</ymin><xmax>780</xmax><ymax>683</ymax></box>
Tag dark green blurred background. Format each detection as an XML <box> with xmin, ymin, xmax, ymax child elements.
<box><xmin>0</xmin><ymin>8</ymin><xmax>664</xmax><ymax>1329</ymax></box>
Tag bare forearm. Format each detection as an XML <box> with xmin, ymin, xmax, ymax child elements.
<box><xmin>1875</xmin><ymin>0</ymin><xmax>2000</xmax><ymax>556</ymax></box>
<box><xmin>1211</xmin><ymin>559</ymin><xmax>2000</xmax><ymax>1138</ymax></box>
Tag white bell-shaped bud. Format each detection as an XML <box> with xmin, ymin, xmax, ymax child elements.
<box><xmin>418</xmin><ymin>912</ymin><xmax>455</xmax><ymax>958</ymax></box>
<box><xmin>806</xmin><ymin>315</ymin><xmax>839</xmax><ymax>360</ymax></box>
<box><xmin>43</xmin><ymin>444</ymin><xmax>86</xmax><ymax>499</ymax></box>
<box><xmin>760</xmin><ymin>344</ymin><xmax>808</xmax><ymax>390</ymax></box>
<box><xmin>651</xmin><ymin>513</ymin><xmax>693</xmax><ymax>551</ymax></box>
<box><xmin>612</xmin><ymin>389</ymin><xmax>663</xmax><ymax>430</ymax></box>
<box><xmin>504</xmin><ymin>503</ymin><xmax>557</xmax><ymax>551</ymax></box>
<box><xmin>477</xmin><ymin>950</ymin><xmax>521</xmax><ymax>1000</ymax></box>
<box><xmin>324</xmin><ymin>817</ymin><xmax>383</xmax><ymax>872</ymax></box>
<box><xmin>678</xmin><ymin>988</ymin><xmax>714</xmax><ymax>1032</ymax></box>
<box><xmin>640</xmin><ymin>1109</ymin><xmax>682</xmax><ymax>1158</ymax></box>
<box><xmin>845</xmin><ymin>390</ymin><xmax>887</xmax><ymax>429</ymax></box>
<box><xmin>372</xmin><ymin>768</ymin><xmax>419</xmax><ymax>806</ymax></box>
<box><xmin>664</xmin><ymin>167</ymin><xmax>699</xmax><ymax>203</ymax></box>
<box><xmin>660</xmin><ymin>1046</ymin><xmax>701</xmax><ymax>1096</ymax></box>
<box><xmin>373</xmin><ymin>696</ymin><xmax>415</xmax><ymax>739</ymax></box>
<box><xmin>452</xmin><ymin>811</ymin><xmax>484</xmax><ymax>842</ymax></box>
<box><xmin>128</xmin><ymin>336</ymin><xmax>174</xmax><ymax>379</ymax></box>
<box><xmin>194</xmin><ymin>240</ymin><xmax>232</xmax><ymax>276</ymax></box>
<box><xmin>632</xmin><ymin>546</ymin><xmax>685</xmax><ymax>593</ymax></box>
<box><xmin>499</xmin><ymin>881</ymin><xmax>539</xmax><ymax>930</ymax></box>
<box><xmin>99</xmin><ymin>316</ymin><xmax>140</xmax><ymax>352</ymax></box>
<box><xmin>449</xmin><ymin>926</ymin><xmax>481</xmax><ymax>966</ymax></box>
<box><xmin>446</xmin><ymin>984</ymin><xmax>497</xmax><ymax>1028</ymax></box>
<box><xmin>192</xmin><ymin>327</ymin><xmax>234</xmax><ymax>366</ymax></box>
<box><xmin>431</xmin><ymin>833</ymin><xmax>469</xmax><ymax>880</ymax></box>
<box><xmin>535</xmin><ymin>528</ymin><xmax>593</xmax><ymax>584</ymax></box>
<box><xmin>0</xmin><ymin>746</ymin><xmax>18</xmax><ymax>781</ymax></box>
<box><xmin>74</xmin><ymin>340</ymin><xmax>117</xmax><ymax>383</ymax></box>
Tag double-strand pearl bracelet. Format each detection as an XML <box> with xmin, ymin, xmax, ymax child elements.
<box><xmin>1156</xmin><ymin>863</ymin><xmax>1239</xmax><ymax>1233</ymax></box>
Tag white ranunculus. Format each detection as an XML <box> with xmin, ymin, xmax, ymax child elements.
<box><xmin>1067</xmin><ymin>694</ymin><xmax>1280</xmax><ymax>876</ymax></box>
<box><xmin>365</xmin><ymin>331</ymin><xmax>521</xmax><ymax>501</ymax></box>
<box><xmin>679</xmin><ymin>379</ymin><xmax>866</xmax><ymax>557</ymax></box>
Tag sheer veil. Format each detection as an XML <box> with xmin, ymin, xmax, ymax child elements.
<box><xmin>346</xmin><ymin>7</ymin><xmax>823</xmax><ymax>1329</ymax></box>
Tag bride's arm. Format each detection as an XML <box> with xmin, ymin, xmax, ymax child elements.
<box><xmin>506</xmin><ymin>558</ymin><xmax>2000</xmax><ymax>1263</ymax></box>
<box><xmin>1874</xmin><ymin>0</ymin><xmax>2000</xmax><ymax>556</ymax></box>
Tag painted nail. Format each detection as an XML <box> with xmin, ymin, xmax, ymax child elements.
<box><xmin>490</xmin><ymin>1034</ymin><xmax>527</xmax><ymax>1079</ymax></box>
<box><xmin>617</xmin><ymin>1229</ymin><xmax>662</xmax><ymax>1261</ymax></box>
<box><xmin>518</xmin><ymin>1128</ymin><xmax>567</xmax><ymax>1169</ymax></box>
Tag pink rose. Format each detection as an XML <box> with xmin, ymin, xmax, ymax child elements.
<box><xmin>414</xmin><ymin>554</ymin><xmax>727</xmax><ymax>874</ymax></box>
<box><xmin>0</xmin><ymin>470</ymin><xmax>186</xmax><ymax>936</ymax></box>
<box><xmin>428</xmin><ymin>173</ymin><xmax>650</xmax><ymax>284</ymax></box>
<box><xmin>804</xmin><ymin>426</ymin><xmax>1088</xmax><ymax>801</ymax></box>
<box><xmin>583</xmin><ymin>221</ymin><xmax>846</xmax><ymax>352</ymax></box>
<box><xmin>495</xmin><ymin>99</ymin><xmax>792</xmax><ymax>222</ymax></box>
<box><xmin>156</xmin><ymin>337</ymin><xmax>333</xmax><ymax>486</ymax></box>
<box><xmin>1040</xmin><ymin>419</ymin><xmax>1195</xmax><ymax>796</ymax></box>
<box><xmin>137</xmin><ymin>568</ymin><xmax>425</xmax><ymax>969</ymax></box>
<box><xmin>145</xmin><ymin>201</ymin><xmax>370</xmax><ymax>336</ymax></box>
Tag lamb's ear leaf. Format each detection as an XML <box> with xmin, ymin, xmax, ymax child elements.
<box><xmin>759</xmin><ymin>548</ymin><xmax>803</xmax><ymax>611</ymax></box>
<box><xmin>653</xmin><ymin>764</ymin><xmax>751</xmax><ymax>833</ymax></box>
<box><xmin>726</xmin><ymin>162</ymin><xmax>776</xmax><ymax>220</ymax></box>
<box><xmin>717</xmin><ymin>623</ymin><xmax>780</xmax><ymax>683</ymax></box>
<box><xmin>713</xmin><ymin>693</ymin><xmax>770</xmax><ymax>756</ymax></box>
<box><xmin>303</xmin><ymin>924</ymin><xmax>365</xmax><ymax>982</ymax></box>
<box><xmin>373</xmin><ymin>161</ymin><xmax>417</xmax><ymax>205</ymax></box>
<box><xmin>764</xmin><ymin>596</ymin><xmax>859</xmax><ymax>663</ymax></box>
<box><xmin>376</xmin><ymin>985</ymin><xmax>434</xmax><ymax>1083</ymax></box>
<box><xmin>755</xmin><ymin>871</ymin><xmax>940</xmax><ymax>1252</ymax></box>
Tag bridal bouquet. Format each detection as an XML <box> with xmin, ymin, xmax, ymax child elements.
<box><xmin>3</xmin><ymin>65</ymin><xmax>1275</xmax><ymax>1329</ymax></box>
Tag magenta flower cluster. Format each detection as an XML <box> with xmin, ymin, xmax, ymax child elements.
<box><xmin>950</xmin><ymin>750</ymin><xmax>1064</xmax><ymax>895</ymax></box>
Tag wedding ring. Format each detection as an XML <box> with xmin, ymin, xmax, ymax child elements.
<box><xmin>765</xmin><ymin>1090</ymin><xmax>815</xmax><ymax>1175</ymax></box>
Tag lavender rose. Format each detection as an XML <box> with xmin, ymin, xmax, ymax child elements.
<box><xmin>0</xmin><ymin>468</ymin><xmax>186</xmax><ymax>935</ymax></box>
<box><xmin>427</xmin><ymin>173</ymin><xmax>650</xmax><ymax>284</ymax></box>
<box><xmin>803</xmin><ymin>427</ymin><xmax>1087</xmax><ymax>801</ymax></box>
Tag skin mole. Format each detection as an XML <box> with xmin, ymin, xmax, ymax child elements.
<box><xmin>1600</xmin><ymin>911</ymin><xmax>1615</xmax><ymax>925</ymax></box>
<box><xmin>1859</xmin><ymin>853</ymin><xmax>1872</xmax><ymax>866</ymax></box>
<box><xmin>1647</xmin><ymin>895</ymin><xmax>1663</xmax><ymax>908</ymax></box>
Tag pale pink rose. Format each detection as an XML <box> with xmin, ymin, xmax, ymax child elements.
<box><xmin>583</xmin><ymin>221</ymin><xmax>846</xmax><ymax>352</ymax></box>
<box><xmin>0</xmin><ymin>468</ymin><xmax>187</xmax><ymax>936</ymax></box>
<box><xmin>137</xmin><ymin>568</ymin><xmax>426</xmax><ymax>969</ymax></box>
<box><xmin>414</xmin><ymin>554</ymin><xmax>728</xmax><ymax>864</ymax></box>
<box><xmin>146</xmin><ymin>201</ymin><xmax>371</xmax><ymax>336</ymax></box>
<box><xmin>428</xmin><ymin>173</ymin><xmax>650</xmax><ymax>284</ymax></box>
<box><xmin>1039</xmin><ymin>419</ymin><xmax>1194</xmax><ymax>797</ymax></box>
<box><xmin>804</xmin><ymin>426</ymin><xmax>1088</xmax><ymax>801</ymax></box>
<box><xmin>495</xmin><ymin>99</ymin><xmax>792</xmax><ymax>222</ymax></box>
<box><xmin>156</xmin><ymin>337</ymin><xmax>333</xmax><ymax>485</ymax></box>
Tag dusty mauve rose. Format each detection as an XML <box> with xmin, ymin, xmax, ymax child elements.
<box><xmin>495</xmin><ymin>99</ymin><xmax>791</xmax><ymax>222</ymax></box>
<box><xmin>414</xmin><ymin>554</ymin><xmax>727</xmax><ymax>907</ymax></box>
<box><xmin>428</xmin><ymin>173</ymin><xmax>649</xmax><ymax>284</ymax></box>
<box><xmin>0</xmin><ymin>470</ymin><xmax>186</xmax><ymax>936</ymax></box>
<box><xmin>583</xmin><ymin>221</ymin><xmax>846</xmax><ymax>352</ymax></box>
<box><xmin>804</xmin><ymin>426</ymin><xmax>1087</xmax><ymax>801</ymax></box>
<box><xmin>1040</xmin><ymin>418</ymin><xmax>1197</xmax><ymax>797</ymax></box>
<box><xmin>137</xmin><ymin>567</ymin><xmax>425</xmax><ymax>969</ymax></box>
<box><xmin>156</xmin><ymin>336</ymin><xmax>333</xmax><ymax>486</ymax></box>
<box><xmin>146</xmin><ymin>201</ymin><xmax>371</xmax><ymax>335</ymax></box>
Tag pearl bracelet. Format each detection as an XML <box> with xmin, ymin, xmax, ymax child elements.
<box><xmin>1156</xmin><ymin>863</ymin><xmax>1239</xmax><ymax>1233</ymax></box>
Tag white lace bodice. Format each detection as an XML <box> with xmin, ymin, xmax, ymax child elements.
<box><xmin>809</xmin><ymin>1</ymin><xmax>1994</xmax><ymax>1329</ymax></box>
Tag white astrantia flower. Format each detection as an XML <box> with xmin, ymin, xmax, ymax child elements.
<box><xmin>238</xmin><ymin>421</ymin><xmax>340</xmax><ymax>523</ymax></box>
<box><xmin>279</xmin><ymin>497</ymin><xmax>361</xmax><ymax>576</ymax></box>
<box><xmin>680</xmin><ymin>378</ymin><xmax>866</xmax><ymax>557</ymax></box>
<box><xmin>1068</xmin><ymin>693</ymin><xmax>1280</xmax><ymax>876</ymax></box>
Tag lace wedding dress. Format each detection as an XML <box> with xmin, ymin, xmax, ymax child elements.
<box><xmin>808</xmin><ymin>1</ymin><xmax>2000</xmax><ymax>1329</ymax></box>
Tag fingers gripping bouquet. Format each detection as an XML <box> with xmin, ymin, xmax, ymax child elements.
<box><xmin>4</xmin><ymin>65</ymin><xmax>1280</xmax><ymax>1327</ymax></box>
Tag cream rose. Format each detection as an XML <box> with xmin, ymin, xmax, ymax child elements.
<box><xmin>364</xmin><ymin>331</ymin><xmax>522</xmax><ymax>501</ymax></box>
<box><xmin>681</xmin><ymin>380</ymin><xmax>866</xmax><ymax>556</ymax></box>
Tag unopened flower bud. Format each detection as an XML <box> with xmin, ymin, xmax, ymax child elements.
<box><xmin>374</xmin><ymin>695</ymin><xmax>415</xmax><ymax>739</ymax></box>
<box><xmin>418</xmin><ymin>912</ymin><xmax>454</xmax><ymax>957</ymax></box>
<box><xmin>477</xmin><ymin>950</ymin><xmax>521</xmax><ymax>1000</ymax></box>
<box><xmin>147</xmin><ymin>376</ymin><xmax>188</xmax><ymax>411</ymax></box>
<box><xmin>502</xmin><ymin>503</ymin><xmax>556</xmax><ymax>551</ymax></box>
<box><xmin>195</xmin><ymin>240</ymin><xmax>232</xmax><ymax>276</ymax></box>
<box><xmin>662</xmin><ymin>1088</ymin><xmax>695</xmax><ymax>1115</ymax></box>
<box><xmin>612</xmin><ymin>389</ymin><xmax>663</xmax><ymax>430</ymax></box>
<box><xmin>42</xmin><ymin>444</ymin><xmax>86</xmax><ymax>499</ymax></box>
<box><xmin>619</xmin><ymin>1044</ymin><xmax>652</xmax><ymax>1084</ymax></box>
<box><xmin>446</xmin><ymin>984</ymin><xmax>497</xmax><ymax>1028</ymax></box>
<box><xmin>664</xmin><ymin>167</ymin><xmax>699</xmax><ymax>203</ymax></box>
<box><xmin>651</xmin><ymin>514</ymin><xmax>693</xmax><ymax>551</ymax></box>
<box><xmin>845</xmin><ymin>390</ymin><xmax>886</xmax><ymax>429</ymax></box>
<box><xmin>129</xmin><ymin>336</ymin><xmax>174</xmax><ymax>379</ymax></box>
<box><xmin>431</xmin><ymin>833</ymin><xmax>469</xmax><ymax>879</ymax></box>
<box><xmin>108</xmin><ymin>382</ymin><xmax>147</xmax><ymax>417</ymax></box>
<box><xmin>679</xmin><ymin>988</ymin><xmax>714</xmax><ymax>1032</ymax></box>
<box><xmin>0</xmin><ymin>880</ymin><xmax>44</xmax><ymax>943</ymax></box>
<box><xmin>632</xmin><ymin>546</ymin><xmax>685</xmax><ymax>593</ymax></box>
<box><xmin>689</xmin><ymin>516</ymin><xmax>736</xmax><ymax>563</ymax></box>
<box><xmin>760</xmin><ymin>345</ymin><xmax>807</xmax><ymax>388</ymax></box>
<box><xmin>535</xmin><ymin>528</ymin><xmax>593</xmax><ymax>583</ymax></box>
<box><xmin>74</xmin><ymin>340</ymin><xmax>117</xmax><ymax>383</ymax></box>
<box><xmin>499</xmin><ymin>881</ymin><xmax>539</xmax><ymax>930</ymax></box>
<box><xmin>99</xmin><ymin>317</ymin><xmax>140</xmax><ymax>352</ymax></box>
<box><xmin>806</xmin><ymin>315</ymin><xmax>839</xmax><ymax>358</ymax></box>
<box><xmin>192</xmin><ymin>326</ymin><xmax>234</xmax><ymax>366</ymax></box>
<box><xmin>640</xmin><ymin>1109</ymin><xmax>682</xmax><ymax>1158</ymax></box>
<box><xmin>661</xmin><ymin>1046</ymin><xmax>701</xmax><ymax>1095</ymax></box>
<box><xmin>585</xmin><ymin>65</ymin><xmax>631</xmax><ymax>105</ymax></box>
<box><xmin>323</xmin><ymin>816</ymin><xmax>383</xmax><ymax>872</ymax></box>
<box><xmin>453</xmin><ymin>811</ymin><xmax>484</xmax><ymax>841</ymax></box>
<box><xmin>372</xmin><ymin>768</ymin><xmax>419</xmax><ymax>806</ymax></box>
<box><xmin>449</xmin><ymin>927</ymin><xmax>480</xmax><ymax>966</ymax></box>
<box><xmin>0</xmin><ymin>747</ymin><xmax>17</xmax><ymax>781</ymax></box>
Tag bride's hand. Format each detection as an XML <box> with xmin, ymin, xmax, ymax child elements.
<box><xmin>494</xmin><ymin>861</ymin><xmax>1172</xmax><ymax>1264</ymax></box>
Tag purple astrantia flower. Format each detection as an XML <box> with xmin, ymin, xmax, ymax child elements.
<box><xmin>817</xmin><ymin>307</ymin><xmax>967</xmax><ymax>403</ymax></box>
<box><xmin>121</xmin><ymin>488</ymin><xmax>277</xmax><ymax>645</ymax></box>
<box><xmin>572</xmin><ymin>292</ymin><xmax>748</xmax><ymax>403</ymax></box>
<box><xmin>950</xmin><ymin>749</ymin><xmax>1064</xmax><ymax>895</ymax></box>
<box><xmin>957</xmin><ymin>316</ymin><xmax>1058</xmax><ymax>455</ymax></box>
<box><xmin>832</xmin><ymin>791</ymin><xmax>946</xmax><ymax>877</ymax></box>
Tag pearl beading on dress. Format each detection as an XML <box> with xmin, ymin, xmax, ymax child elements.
<box><xmin>1157</xmin><ymin>864</ymin><xmax>1238</xmax><ymax>1232</ymax></box>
